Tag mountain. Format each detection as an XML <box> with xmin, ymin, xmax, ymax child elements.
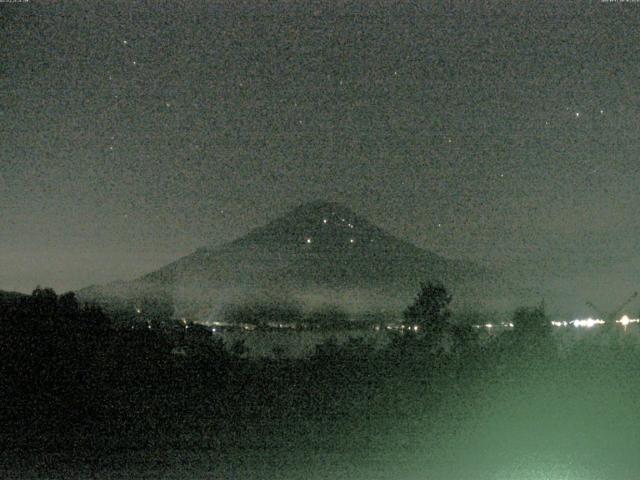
<box><xmin>79</xmin><ymin>201</ymin><xmax>511</xmax><ymax>320</ymax></box>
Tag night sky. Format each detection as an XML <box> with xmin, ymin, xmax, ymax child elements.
<box><xmin>2</xmin><ymin>1</ymin><xmax>640</xmax><ymax>311</ymax></box>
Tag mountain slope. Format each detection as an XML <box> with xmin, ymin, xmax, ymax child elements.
<box><xmin>79</xmin><ymin>201</ymin><xmax>505</xmax><ymax>319</ymax></box>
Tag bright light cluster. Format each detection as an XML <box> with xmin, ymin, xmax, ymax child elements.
<box><xmin>571</xmin><ymin>318</ymin><xmax>605</xmax><ymax>328</ymax></box>
<box><xmin>472</xmin><ymin>323</ymin><xmax>514</xmax><ymax>329</ymax></box>
<box><xmin>550</xmin><ymin>316</ymin><xmax>639</xmax><ymax>328</ymax></box>
<box><xmin>385</xmin><ymin>324</ymin><xmax>419</xmax><ymax>332</ymax></box>
<box><xmin>472</xmin><ymin>317</ymin><xmax>639</xmax><ymax>331</ymax></box>
<box><xmin>309</xmin><ymin>216</ymin><xmax>358</xmax><ymax>245</ymax></box>
<box><xmin>617</xmin><ymin>315</ymin><xmax>640</xmax><ymax>327</ymax></box>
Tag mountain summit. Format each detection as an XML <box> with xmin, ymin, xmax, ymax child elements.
<box><xmin>80</xmin><ymin>201</ymin><xmax>501</xmax><ymax>319</ymax></box>
<box><xmin>227</xmin><ymin>200</ymin><xmax>427</xmax><ymax>257</ymax></box>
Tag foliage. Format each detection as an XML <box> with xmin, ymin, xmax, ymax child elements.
<box><xmin>403</xmin><ymin>281</ymin><xmax>452</xmax><ymax>334</ymax></box>
<box><xmin>313</xmin><ymin>335</ymin><xmax>340</xmax><ymax>358</ymax></box>
<box><xmin>449</xmin><ymin>323</ymin><xmax>479</xmax><ymax>353</ymax></box>
<box><xmin>229</xmin><ymin>338</ymin><xmax>247</xmax><ymax>357</ymax></box>
<box><xmin>512</xmin><ymin>304</ymin><xmax>550</xmax><ymax>339</ymax></box>
<box><xmin>0</xmin><ymin>284</ymin><xmax>596</xmax><ymax>467</ymax></box>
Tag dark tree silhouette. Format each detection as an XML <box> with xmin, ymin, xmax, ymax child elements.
<box><xmin>450</xmin><ymin>323</ymin><xmax>479</xmax><ymax>353</ymax></box>
<box><xmin>58</xmin><ymin>291</ymin><xmax>81</xmax><ymax>325</ymax></box>
<box><xmin>31</xmin><ymin>286</ymin><xmax>59</xmax><ymax>328</ymax></box>
<box><xmin>313</xmin><ymin>335</ymin><xmax>339</xmax><ymax>358</ymax></box>
<box><xmin>512</xmin><ymin>304</ymin><xmax>550</xmax><ymax>339</ymax></box>
<box><xmin>403</xmin><ymin>282</ymin><xmax>452</xmax><ymax>335</ymax></box>
<box><xmin>272</xmin><ymin>345</ymin><xmax>286</xmax><ymax>359</ymax></box>
<box><xmin>80</xmin><ymin>303</ymin><xmax>110</xmax><ymax>331</ymax></box>
<box><xmin>230</xmin><ymin>339</ymin><xmax>247</xmax><ymax>357</ymax></box>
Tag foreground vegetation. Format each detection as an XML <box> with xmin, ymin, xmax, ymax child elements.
<box><xmin>2</xmin><ymin>285</ymin><xmax>640</xmax><ymax>479</ymax></box>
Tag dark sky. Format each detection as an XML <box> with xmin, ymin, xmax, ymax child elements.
<box><xmin>2</xmin><ymin>1</ymin><xmax>640</xmax><ymax>309</ymax></box>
